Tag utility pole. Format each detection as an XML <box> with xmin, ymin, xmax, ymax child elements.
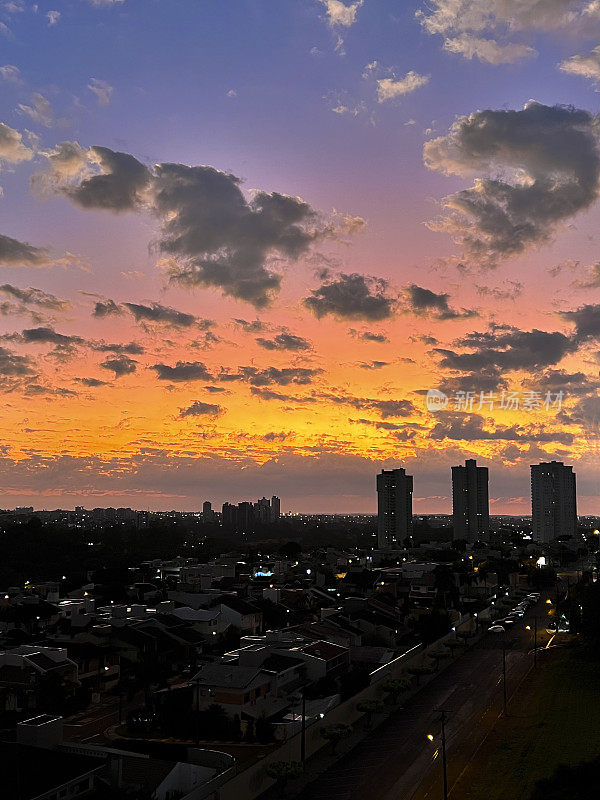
<box><xmin>433</xmin><ymin>708</ymin><xmax>450</xmax><ymax>800</ymax></box>
<box><xmin>502</xmin><ymin>644</ymin><xmax>507</xmax><ymax>716</ymax></box>
<box><xmin>300</xmin><ymin>686</ymin><xmax>306</xmax><ymax>765</ymax></box>
<box><xmin>533</xmin><ymin>616</ymin><xmax>537</xmax><ymax>669</ymax></box>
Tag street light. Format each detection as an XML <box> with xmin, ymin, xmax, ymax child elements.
<box><xmin>428</xmin><ymin>708</ymin><xmax>450</xmax><ymax>800</ymax></box>
<box><xmin>525</xmin><ymin>617</ymin><xmax>538</xmax><ymax>667</ymax></box>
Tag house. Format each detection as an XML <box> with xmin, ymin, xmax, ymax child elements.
<box><xmin>218</xmin><ymin>596</ymin><xmax>263</xmax><ymax>634</ymax></box>
<box><xmin>0</xmin><ymin>646</ymin><xmax>78</xmax><ymax>713</ymax></box>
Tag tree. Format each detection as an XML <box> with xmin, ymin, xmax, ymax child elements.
<box><xmin>381</xmin><ymin>675</ymin><xmax>412</xmax><ymax>704</ymax></box>
<box><xmin>278</xmin><ymin>541</ymin><xmax>302</xmax><ymax>559</ymax></box>
<box><xmin>320</xmin><ymin>723</ymin><xmax>352</xmax><ymax>754</ymax></box>
<box><xmin>529</xmin><ymin>757</ymin><xmax>600</xmax><ymax>800</ymax></box>
<box><xmin>428</xmin><ymin>645</ymin><xmax>450</xmax><ymax>670</ymax></box>
<box><xmin>356</xmin><ymin>699</ymin><xmax>384</xmax><ymax>729</ymax></box>
<box><xmin>266</xmin><ymin>761</ymin><xmax>303</xmax><ymax>797</ymax></box>
<box><xmin>407</xmin><ymin>664</ymin><xmax>434</xmax><ymax>686</ymax></box>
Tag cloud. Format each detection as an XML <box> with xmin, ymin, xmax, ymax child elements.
<box><xmin>377</xmin><ymin>71</ymin><xmax>429</xmax><ymax>103</ymax></box>
<box><xmin>219</xmin><ymin>366</ymin><xmax>323</xmax><ymax>386</ymax></box>
<box><xmin>99</xmin><ymin>354</ymin><xmax>137</xmax><ymax>377</ymax></box>
<box><xmin>0</xmin><ymin>64</ymin><xmax>21</xmax><ymax>83</ymax></box>
<box><xmin>560</xmin><ymin>45</ymin><xmax>600</xmax><ymax>85</ymax></box>
<box><xmin>0</xmin><ymin>122</ymin><xmax>33</xmax><ymax>164</ymax></box>
<box><xmin>358</xmin><ymin>360</ymin><xmax>389</xmax><ymax>369</ymax></box>
<box><xmin>155</xmin><ymin>164</ymin><xmax>326</xmax><ymax>307</ymax></box>
<box><xmin>405</xmin><ymin>284</ymin><xmax>477</xmax><ymax>319</ymax></box>
<box><xmin>318</xmin><ymin>0</ymin><xmax>363</xmax><ymax>28</ymax></box>
<box><xmin>18</xmin><ymin>93</ymin><xmax>61</xmax><ymax>128</ymax></box>
<box><xmin>0</xmin><ymin>345</ymin><xmax>35</xmax><ymax>376</ymax></box>
<box><xmin>561</xmin><ymin>304</ymin><xmax>600</xmax><ymax>341</ymax></box>
<box><xmin>424</xmin><ymin>101</ymin><xmax>600</xmax><ymax>267</ymax></box>
<box><xmin>179</xmin><ymin>400</ymin><xmax>224</xmax><ymax>418</ymax></box>
<box><xmin>93</xmin><ymin>341</ymin><xmax>144</xmax><ymax>355</ymax></box>
<box><xmin>123</xmin><ymin>301</ymin><xmax>208</xmax><ymax>329</ymax></box>
<box><xmin>416</xmin><ymin>0</ymin><xmax>600</xmax><ymax>64</ymax></box>
<box><xmin>442</xmin><ymin>34</ymin><xmax>535</xmax><ymax>64</ymax></box>
<box><xmin>429</xmin><ymin>411</ymin><xmax>574</xmax><ymax>444</ymax></box>
<box><xmin>255</xmin><ymin>332</ymin><xmax>311</xmax><ymax>351</ymax></box>
<box><xmin>475</xmin><ymin>281</ymin><xmax>523</xmax><ymax>301</ymax></box>
<box><xmin>150</xmin><ymin>361</ymin><xmax>213</xmax><ymax>382</ymax></box>
<box><xmin>348</xmin><ymin>328</ymin><xmax>389</xmax><ymax>343</ymax></box>
<box><xmin>233</xmin><ymin>318</ymin><xmax>267</xmax><ymax>333</ymax></box>
<box><xmin>42</xmin><ymin>145</ymin><xmax>341</xmax><ymax>307</ymax></box>
<box><xmin>46</xmin><ymin>10</ymin><xmax>60</xmax><ymax>26</ymax></box>
<box><xmin>0</xmin><ymin>284</ymin><xmax>69</xmax><ymax>310</ymax></box>
<box><xmin>65</xmin><ymin>146</ymin><xmax>151</xmax><ymax>211</ymax></box>
<box><xmin>304</xmin><ymin>271</ymin><xmax>396</xmax><ymax>320</ymax></box>
<box><xmin>317</xmin><ymin>391</ymin><xmax>416</xmax><ymax>418</ymax></box>
<box><xmin>93</xmin><ymin>299</ymin><xmax>122</xmax><ymax>318</ymax></box>
<box><xmin>20</xmin><ymin>326</ymin><xmax>83</xmax><ymax>351</ymax></box>
<box><xmin>74</xmin><ymin>377</ymin><xmax>110</xmax><ymax>387</ymax></box>
<box><xmin>435</xmin><ymin>323</ymin><xmax>577</xmax><ymax>375</ymax></box>
<box><xmin>0</xmin><ymin>234</ymin><xmax>48</xmax><ymax>267</ymax></box>
<box><xmin>87</xmin><ymin>78</ymin><xmax>114</xmax><ymax>106</ymax></box>
<box><xmin>250</xmin><ymin>386</ymin><xmax>317</xmax><ymax>403</ymax></box>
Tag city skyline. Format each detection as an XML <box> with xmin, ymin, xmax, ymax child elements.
<box><xmin>2</xmin><ymin>2</ymin><xmax>600</xmax><ymax>513</ymax></box>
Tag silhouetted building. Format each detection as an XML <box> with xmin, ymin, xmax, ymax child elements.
<box><xmin>271</xmin><ymin>495</ymin><xmax>281</xmax><ymax>520</ymax></box>
<box><xmin>452</xmin><ymin>459</ymin><xmax>489</xmax><ymax>543</ymax></box>
<box><xmin>377</xmin><ymin>468</ymin><xmax>413</xmax><ymax>548</ymax></box>
<box><xmin>531</xmin><ymin>460</ymin><xmax>577</xmax><ymax>543</ymax></box>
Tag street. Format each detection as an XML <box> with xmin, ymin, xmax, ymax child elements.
<box><xmin>297</xmin><ymin>600</ymin><xmax>552</xmax><ymax>800</ymax></box>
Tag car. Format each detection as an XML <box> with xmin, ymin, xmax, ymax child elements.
<box><xmin>501</xmin><ymin>617</ymin><xmax>515</xmax><ymax>625</ymax></box>
<box><xmin>489</xmin><ymin>624</ymin><xmax>505</xmax><ymax>633</ymax></box>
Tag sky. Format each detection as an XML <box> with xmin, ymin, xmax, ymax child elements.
<box><xmin>3</xmin><ymin>0</ymin><xmax>600</xmax><ymax>513</ymax></box>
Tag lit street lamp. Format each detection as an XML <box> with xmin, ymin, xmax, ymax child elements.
<box><xmin>427</xmin><ymin>708</ymin><xmax>450</xmax><ymax>800</ymax></box>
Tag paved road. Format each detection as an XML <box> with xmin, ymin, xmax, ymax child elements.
<box><xmin>297</xmin><ymin>600</ymin><xmax>551</xmax><ymax>800</ymax></box>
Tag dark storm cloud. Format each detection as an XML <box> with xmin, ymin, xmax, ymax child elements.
<box><xmin>255</xmin><ymin>332</ymin><xmax>311</xmax><ymax>351</ymax></box>
<box><xmin>93</xmin><ymin>299</ymin><xmax>122</xmax><ymax>318</ymax></box>
<box><xmin>179</xmin><ymin>400</ymin><xmax>224</xmax><ymax>418</ymax></box>
<box><xmin>348</xmin><ymin>329</ymin><xmax>390</xmax><ymax>343</ymax></box>
<box><xmin>150</xmin><ymin>361</ymin><xmax>214</xmax><ymax>382</ymax></box>
<box><xmin>405</xmin><ymin>284</ymin><xmax>477</xmax><ymax>319</ymax></box>
<box><xmin>99</xmin><ymin>354</ymin><xmax>137</xmax><ymax>377</ymax></box>
<box><xmin>0</xmin><ymin>284</ymin><xmax>69</xmax><ymax>310</ymax></box>
<box><xmin>424</xmin><ymin>102</ymin><xmax>600</xmax><ymax>267</ymax></box>
<box><xmin>65</xmin><ymin>146</ymin><xmax>151</xmax><ymax>211</ymax></box>
<box><xmin>304</xmin><ymin>271</ymin><xmax>396</xmax><ymax>321</ymax></box>
<box><xmin>0</xmin><ymin>233</ymin><xmax>49</xmax><ymax>267</ymax></box>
